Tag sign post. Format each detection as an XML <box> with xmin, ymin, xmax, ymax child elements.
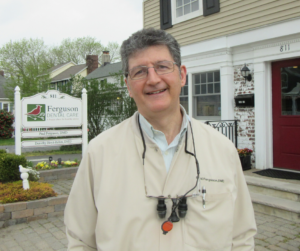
<box><xmin>82</xmin><ymin>88</ymin><xmax>88</xmax><ymax>155</ymax></box>
<box><xmin>14</xmin><ymin>86</ymin><xmax>21</xmax><ymax>155</ymax></box>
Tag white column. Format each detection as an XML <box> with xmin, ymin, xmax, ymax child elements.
<box><xmin>188</xmin><ymin>72</ymin><xmax>193</xmax><ymax>118</ymax></box>
<box><xmin>14</xmin><ymin>86</ymin><xmax>21</xmax><ymax>155</ymax></box>
<box><xmin>220</xmin><ymin>52</ymin><xmax>234</xmax><ymax>120</ymax></box>
<box><xmin>82</xmin><ymin>88</ymin><xmax>88</xmax><ymax>156</ymax></box>
<box><xmin>254</xmin><ymin>62</ymin><xmax>272</xmax><ymax>169</ymax></box>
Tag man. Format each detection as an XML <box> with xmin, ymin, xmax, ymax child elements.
<box><xmin>64</xmin><ymin>28</ymin><xmax>257</xmax><ymax>251</ymax></box>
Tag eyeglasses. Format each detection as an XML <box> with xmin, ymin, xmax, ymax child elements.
<box><xmin>127</xmin><ymin>61</ymin><xmax>178</xmax><ymax>80</ymax></box>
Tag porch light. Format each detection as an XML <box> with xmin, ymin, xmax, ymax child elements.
<box><xmin>241</xmin><ymin>64</ymin><xmax>252</xmax><ymax>82</ymax></box>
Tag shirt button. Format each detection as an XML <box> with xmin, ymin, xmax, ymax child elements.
<box><xmin>155</xmin><ymin>148</ymin><xmax>158</xmax><ymax>152</ymax></box>
<box><xmin>165</xmin><ymin>151</ymin><xmax>169</xmax><ymax>155</ymax></box>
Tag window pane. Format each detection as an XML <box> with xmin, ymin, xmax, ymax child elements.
<box><xmin>196</xmin><ymin>95</ymin><xmax>221</xmax><ymax>116</ymax></box>
<box><xmin>201</xmin><ymin>84</ymin><xmax>206</xmax><ymax>94</ymax></box>
<box><xmin>201</xmin><ymin>73</ymin><xmax>206</xmax><ymax>83</ymax></box>
<box><xmin>214</xmin><ymin>71</ymin><xmax>220</xmax><ymax>82</ymax></box>
<box><xmin>195</xmin><ymin>85</ymin><xmax>200</xmax><ymax>94</ymax></box>
<box><xmin>208</xmin><ymin>72</ymin><xmax>213</xmax><ymax>82</ymax></box>
<box><xmin>191</xmin><ymin>0</ymin><xmax>199</xmax><ymax>11</ymax></box>
<box><xmin>176</xmin><ymin>7</ymin><xmax>183</xmax><ymax>17</ymax></box>
<box><xmin>194</xmin><ymin>74</ymin><xmax>200</xmax><ymax>84</ymax></box>
<box><xmin>184</xmin><ymin>4</ymin><xmax>190</xmax><ymax>15</ymax></box>
<box><xmin>184</xmin><ymin>0</ymin><xmax>190</xmax><ymax>4</ymax></box>
<box><xmin>208</xmin><ymin>84</ymin><xmax>214</xmax><ymax>93</ymax></box>
<box><xmin>3</xmin><ymin>104</ymin><xmax>8</xmax><ymax>112</ymax></box>
<box><xmin>176</xmin><ymin>0</ymin><xmax>183</xmax><ymax>7</ymax></box>
<box><xmin>180</xmin><ymin>97</ymin><xmax>189</xmax><ymax>114</ymax></box>
<box><xmin>183</xmin><ymin>86</ymin><xmax>188</xmax><ymax>95</ymax></box>
<box><xmin>214</xmin><ymin>82</ymin><xmax>220</xmax><ymax>93</ymax></box>
<box><xmin>281</xmin><ymin>66</ymin><xmax>300</xmax><ymax>115</ymax></box>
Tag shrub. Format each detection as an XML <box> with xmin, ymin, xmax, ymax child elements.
<box><xmin>0</xmin><ymin>110</ymin><xmax>14</xmax><ymax>139</ymax></box>
<box><xmin>0</xmin><ymin>181</ymin><xmax>57</xmax><ymax>204</ymax></box>
<box><xmin>0</xmin><ymin>153</ymin><xmax>27</xmax><ymax>183</ymax></box>
<box><xmin>0</xmin><ymin>149</ymin><xmax>6</xmax><ymax>155</ymax></box>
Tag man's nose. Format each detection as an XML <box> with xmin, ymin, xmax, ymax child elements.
<box><xmin>146</xmin><ymin>67</ymin><xmax>161</xmax><ymax>85</ymax></box>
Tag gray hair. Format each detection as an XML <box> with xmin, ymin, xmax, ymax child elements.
<box><xmin>120</xmin><ymin>28</ymin><xmax>181</xmax><ymax>77</ymax></box>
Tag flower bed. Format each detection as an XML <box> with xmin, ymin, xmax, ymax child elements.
<box><xmin>34</xmin><ymin>160</ymin><xmax>79</xmax><ymax>170</ymax></box>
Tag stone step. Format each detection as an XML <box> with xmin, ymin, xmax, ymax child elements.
<box><xmin>250</xmin><ymin>191</ymin><xmax>300</xmax><ymax>223</ymax></box>
<box><xmin>245</xmin><ymin>175</ymin><xmax>300</xmax><ymax>202</ymax></box>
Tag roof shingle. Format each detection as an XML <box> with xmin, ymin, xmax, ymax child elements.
<box><xmin>85</xmin><ymin>62</ymin><xmax>122</xmax><ymax>80</ymax></box>
<box><xmin>51</xmin><ymin>64</ymin><xmax>87</xmax><ymax>82</ymax></box>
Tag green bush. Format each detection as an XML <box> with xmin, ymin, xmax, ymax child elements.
<box><xmin>0</xmin><ymin>149</ymin><xmax>6</xmax><ymax>154</ymax></box>
<box><xmin>0</xmin><ymin>110</ymin><xmax>14</xmax><ymax>139</ymax></box>
<box><xmin>0</xmin><ymin>153</ymin><xmax>27</xmax><ymax>183</ymax></box>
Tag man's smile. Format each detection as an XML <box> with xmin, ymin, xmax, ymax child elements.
<box><xmin>147</xmin><ymin>89</ymin><xmax>167</xmax><ymax>95</ymax></box>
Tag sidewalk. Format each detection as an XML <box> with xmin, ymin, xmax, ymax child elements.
<box><xmin>0</xmin><ymin>178</ymin><xmax>300</xmax><ymax>251</ymax></box>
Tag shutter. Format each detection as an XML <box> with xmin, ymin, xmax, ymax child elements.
<box><xmin>203</xmin><ymin>0</ymin><xmax>220</xmax><ymax>17</ymax></box>
<box><xmin>160</xmin><ymin>0</ymin><xmax>173</xmax><ymax>30</ymax></box>
<box><xmin>0</xmin><ymin>102</ymin><xmax>2</xmax><ymax>110</ymax></box>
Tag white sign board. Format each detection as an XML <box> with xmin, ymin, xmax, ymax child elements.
<box><xmin>22</xmin><ymin>129</ymin><xmax>82</xmax><ymax>138</ymax></box>
<box><xmin>21</xmin><ymin>90</ymin><xmax>82</xmax><ymax>128</ymax></box>
<box><xmin>22</xmin><ymin>138</ymin><xmax>83</xmax><ymax>148</ymax></box>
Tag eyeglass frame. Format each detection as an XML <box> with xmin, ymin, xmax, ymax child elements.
<box><xmin>125</xmin><ymin>61</ymin><xmax>179</xmax><ymax>80</ymax></box>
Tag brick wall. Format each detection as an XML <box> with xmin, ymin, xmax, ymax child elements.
<box><xmin>0</xmin><ymin>195</ymin><xmax>68</xmax><ymax>228</ymax></box>
<box><xmin>234</xmin><ymin>64</ymin><xmax>256</xmax><ymax>166</ymax></box>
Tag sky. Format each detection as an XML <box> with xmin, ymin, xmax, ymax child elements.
<box><xmin>0</xmin><ymin>0</ymin><xmax>143</xmax><ymax>48</ymax></box>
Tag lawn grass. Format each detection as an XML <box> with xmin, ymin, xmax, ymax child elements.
<box><xmin>22</xmin><ymin>150</ymin><xmax>82</xmax><ymax>157</ymax></box>
<box><xmin>0</xmin><ymin>138</ymin><xmax>15</xmax><ymax>146</ymax></box>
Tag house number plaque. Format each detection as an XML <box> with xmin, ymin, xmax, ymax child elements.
<box><xmin>280</xmin><ymin>44</ymin><xmax>290</xmax><ymax>52</ymax></box>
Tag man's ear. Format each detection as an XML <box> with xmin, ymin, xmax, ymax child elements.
<box><xmin>180</xmin><ymin>65</ymin><xmax>187</xmax><ymax>87</ymax></box>
<box><xmin>125</xmin><ymin>78</ymin><xmax>133</xmax><ymax>97</ymax></box>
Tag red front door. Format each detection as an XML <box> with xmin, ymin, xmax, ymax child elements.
<box><xmin>272</xmin><ymin>58</ymin><xmax>300</xmax><ymax>170</ymax></box>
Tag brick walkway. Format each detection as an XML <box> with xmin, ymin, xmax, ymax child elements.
<box><xmin>0</xmin><ymin>178</ymin><xmax>300</xmax><ymax>250</ymax></box>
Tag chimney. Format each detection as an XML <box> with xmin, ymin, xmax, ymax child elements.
<box><xmin>101</xmin><ymin>51</ymin><xmax>110</xmax><ymax>66</ymax></box>
<box><xmin>86</xmin><ymin>55</ymin><xmax>99</xmax><ymax>75</ymax></box>
<box><xmin>0</xmin><ymin>71</ymin><xmax>4</xmax><ymax>77</ymax></box>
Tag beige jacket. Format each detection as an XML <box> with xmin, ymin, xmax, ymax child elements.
<box><xmin>64</xmin><ymin>112</ymin><xmax>257</xmax><ymax>251</ymax></box>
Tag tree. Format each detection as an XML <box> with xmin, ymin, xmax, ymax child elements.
<box><xmin>65</xmin><ymin>75</ymin><xmax>136</xmax><ymax>141</ymax></box>
<box><xmin>49</xmin><ymin>37</ymin><xmax>120</xmax><ymax>65</ymax></box>
<box><xmin>0</xmin><ymin>38</ymin><xmax>53</xmax><ymax>100</ymax></box>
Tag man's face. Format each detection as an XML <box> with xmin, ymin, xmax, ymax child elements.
<box><xmin>125</xmin><ymin>45</ymin><xmax>187</xmax><ymax>118</ymax></box>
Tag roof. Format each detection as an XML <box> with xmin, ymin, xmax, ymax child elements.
<box><xmin>0</xmin><ymin>75</ymin><xmax>7</xmax><ymax>99</ymax></box>
<box><xmin>51</xmin><ymin>64</ymin><xmax>87</xmax><ymax>82</ymax></box>
<box><xmin>85</xmin><ymin>62</ymin><xmax>122</xmax><ymax>80</ymax></box>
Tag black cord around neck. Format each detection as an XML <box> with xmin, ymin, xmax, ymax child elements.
<box><xmin>138</xmin><ymin>115</ymin><xmax>146</xmax><ymax>165</ymax></box>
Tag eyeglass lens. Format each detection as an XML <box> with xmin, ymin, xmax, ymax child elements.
<box><xmin>129</xmin><ymin>61</ymin><xmax>175</xmax><ymax>80</ymax></box>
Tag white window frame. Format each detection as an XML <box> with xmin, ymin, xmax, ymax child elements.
<box><xmin>171</xmin><ymin>0</ymin><xmax>203</xmax><ymax>25</ymax></box>
<box><xmin>1</xmin><ymin>102</ymin><xmax>13</xmax><ymax>112</ymax></box>
<box><xmin>192</xmin><ymin>70</ymin><xmax>221</xmax><ymax>121</ymax></box>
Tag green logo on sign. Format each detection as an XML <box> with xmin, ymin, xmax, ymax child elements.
<box><xmin>26</xmin><ymin>104</ymin><xmax>46</xmax><ymax>121</ymax></box>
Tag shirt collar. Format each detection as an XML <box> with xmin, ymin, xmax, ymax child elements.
<box><xmin>139</xmin><ymin>105</ymin><xmax>188</xmax><ymax>141</ymax></box>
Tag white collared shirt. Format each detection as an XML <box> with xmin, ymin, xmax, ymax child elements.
<box><xmin>139</xmin><ymin>106</ymin><xmax>188</xmax><ymax>172</ymax></box>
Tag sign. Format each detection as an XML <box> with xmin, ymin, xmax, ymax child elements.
<box><xmin>21</xmin><ymin>129</ymin><xmax>82</xmax><ymax>138</ymax></box>
<box><xmin>21</xmin><ymin>90</ymin><xmax>82</xmax><ymax>128</ymax></box>
<box><xmin>21</xmin><ymin>138</ymin><xmax>83</xmax><ymax>148</ymax></box>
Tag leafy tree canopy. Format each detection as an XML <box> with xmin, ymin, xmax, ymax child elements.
<box><xmin>0</xmin><ymin>38</ymin><xmax>53</xmax><ymax>99</ymax></box>
<box><xmin>0</xmin><ymin>37</ymin><xmax>120</xmax><ymax>100</ymax></box>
